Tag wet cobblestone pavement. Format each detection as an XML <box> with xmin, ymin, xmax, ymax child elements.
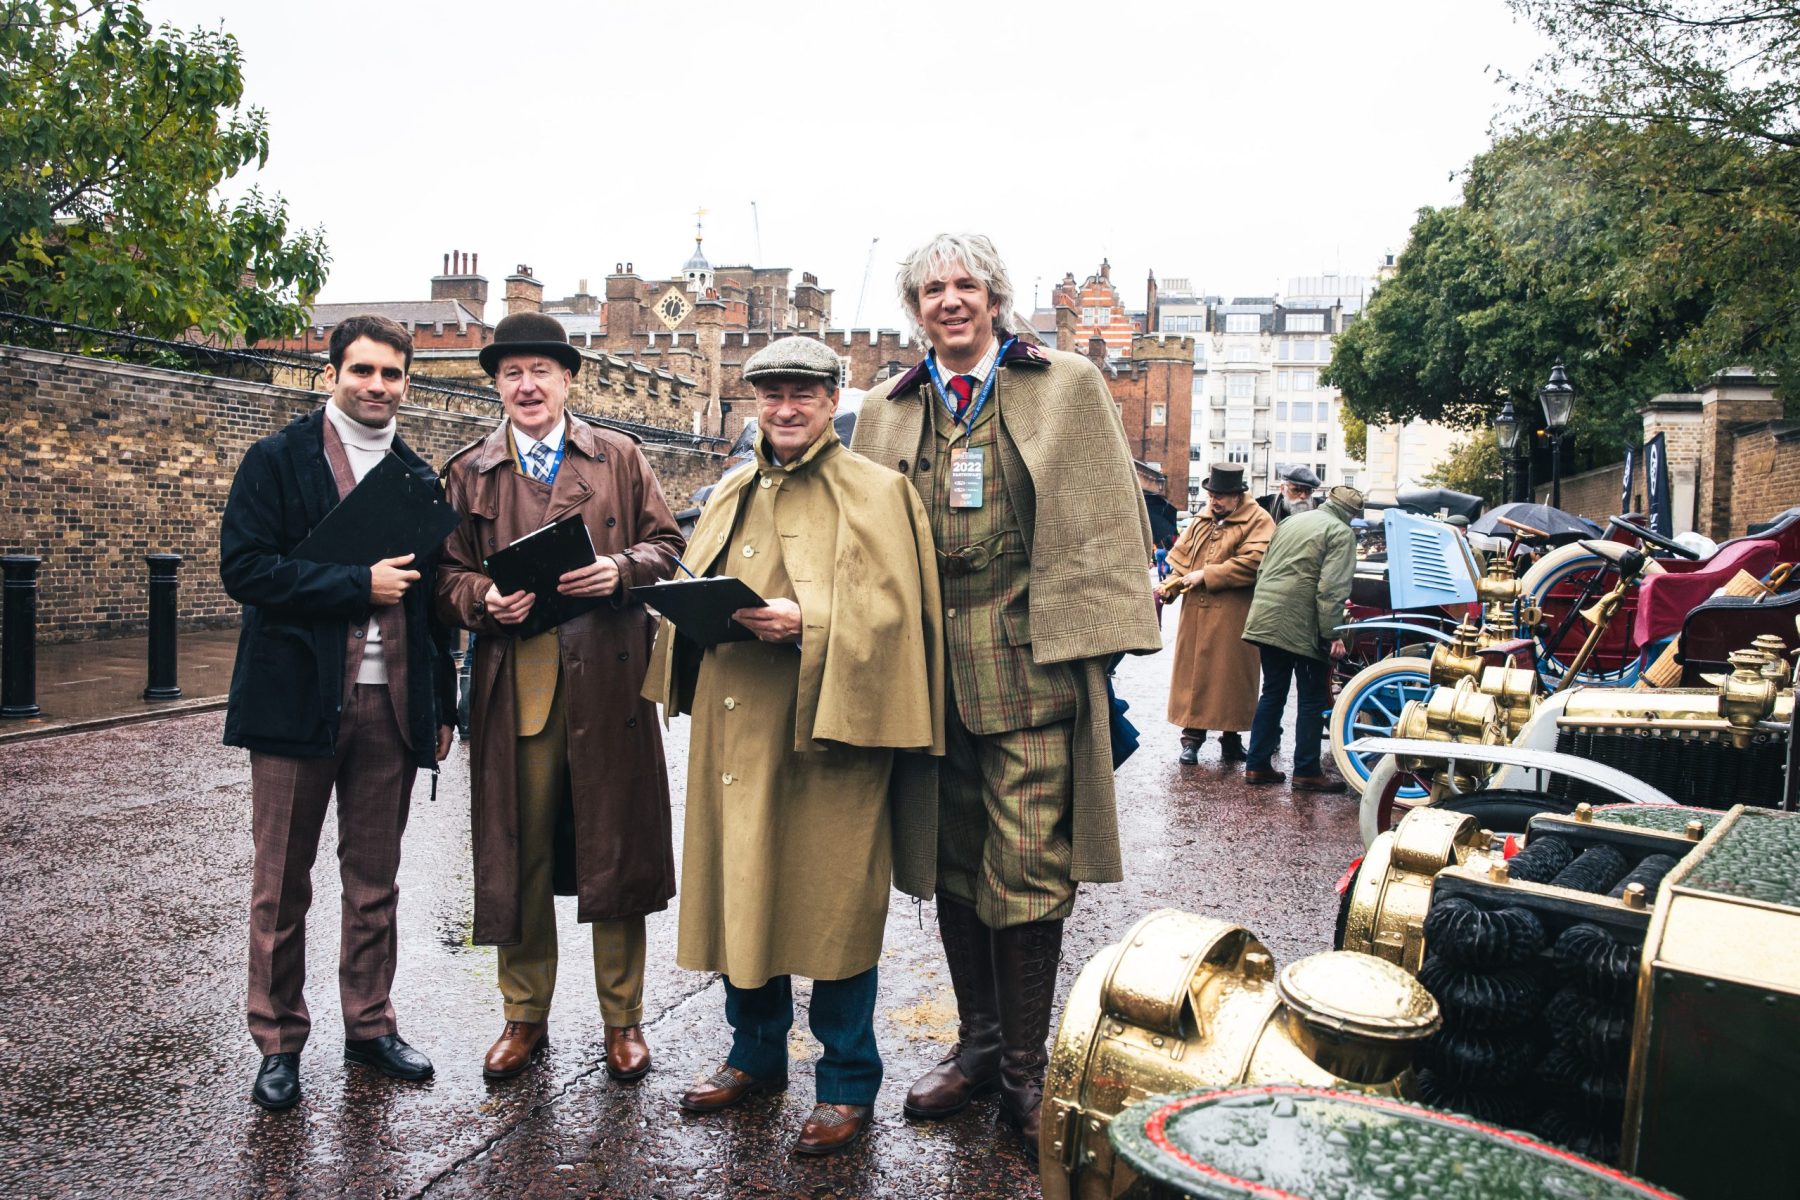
<box><xmin>0</xmin><ymin>619</ymin><xmax>1362</xmax><ymax>1198</ymax></box>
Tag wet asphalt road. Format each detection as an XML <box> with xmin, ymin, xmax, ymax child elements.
<box><xmin>0</xmin><ymin>613</ymin><xmax>1363</xmax><ymax>1198</ymax></box>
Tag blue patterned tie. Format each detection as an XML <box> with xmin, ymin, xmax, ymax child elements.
<box><xmin>526</xmin><ymin>442</ymin><xmax>553</xmax><ymax>482</ymax></box>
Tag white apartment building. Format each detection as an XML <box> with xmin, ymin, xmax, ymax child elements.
<box><xmin>1160</xmin><ymin>275</ymin><xmax>1368</xmax><ymax>511</ymax></box>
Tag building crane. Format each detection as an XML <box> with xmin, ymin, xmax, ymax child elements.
<box><xmin>852</xmin><ymin>236</ymin><xmax>880</xmax><ymax>329</ymax></box>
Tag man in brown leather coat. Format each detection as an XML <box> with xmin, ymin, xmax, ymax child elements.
<box><xmin>436</xmin><ymin>312</ymin><xmax>684</xmax><ymax>1083</ymax></box>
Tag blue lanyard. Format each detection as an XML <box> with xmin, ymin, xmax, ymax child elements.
<box><xmin>927</xmin><ymin>337</ymin><xmax>1016</xmax><ymax>433</ymax></box>
<box><xmin>516</xmin><ymin>435</ymin><xmax>565</xmax><ymax>485</ymax></box>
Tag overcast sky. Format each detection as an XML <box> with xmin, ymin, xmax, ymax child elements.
<box><xmin>147</xmin><ymin>0</ymin><xmax>1550</xmax><ymax>333</ymax></box>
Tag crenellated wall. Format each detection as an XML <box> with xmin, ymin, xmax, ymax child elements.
<box><xmin>0</xmin><ymin>346</ymin><xmax>725</xmax><ymax>642</ymax></box>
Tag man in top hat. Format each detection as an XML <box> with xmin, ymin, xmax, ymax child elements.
<box><xmin>646</xmin><ymin>336</ymin><xmax>943</xmax><ymax>1156</ymax></box>
<box><xmin>222</xmin><ymin>314</ymin><xmax>456</xmax><ymax>1111</ymax></box>
<box><xmin>435</xmin><ymin>311</ymin><xmax>685</xmax><ymax>1083</ymax></box>
<box><xmin>1160</xmin><ymin>463</ymin><xmax>1277</xmax><ymax>765</ymax></box>
<box><xmin>1240</xmin><ymin>483</ymin><xmax>1365</xmax><ymax>792</ymax></box>
<box><xmin>1256</xmin><ymin>463</ymin><xmax>1320</xmax><ymax>524</ymax></box>
<box><xmin>853</xmin><ymin>233</ymin><xmax>1160</xmax><ymax>1148</ymax></box>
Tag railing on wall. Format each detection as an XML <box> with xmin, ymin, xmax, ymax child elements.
<box><xmin>0</xmin><ymin>311</ymin><xmax>729</xmax><ymax>452</ymax></box>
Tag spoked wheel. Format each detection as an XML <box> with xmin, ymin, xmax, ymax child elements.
<box><xmin>1331</xmin><ymin>656</ymin><xmax>1434</xmax><ymax>807</ymax></box>
<box><xmin>1520</xmin><ymin>542</ymin><xmax>1663</xmax><ymax>689</ymax></box>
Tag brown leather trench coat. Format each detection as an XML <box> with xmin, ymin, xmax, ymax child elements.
<box><xmin>1165</xmin><ymin>501</ymin><xmax>1276</xmax><ymax>731</ymax></box>
<box><xmin>436</xmin><ymin>417</ymin><xmax>684</xmax><ymax>944</ymax></box>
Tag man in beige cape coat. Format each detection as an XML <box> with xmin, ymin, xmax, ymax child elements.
<box><xmin>852</xmin><ymin>233</ymin><xmax>1161</xmax><ymax>1148</ymax></box>
<box><xmin>644</xmin><ymin>337</ymin><xmax>943</xmax><ymax>1157</ymax></box>
<box><xmin>1162</xmin><ymin>463</ymin><xmax>1275</xmax><ymax>764</ymax></box>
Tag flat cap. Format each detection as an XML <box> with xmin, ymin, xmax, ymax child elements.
<box><xmin>743</xmin><ymin>336</ymin><xmax>841</xmax><ymax>385</ymax></box>
<box><xmin>1329</xmin><ymin>484</ymin><xmax>1366</xmax><ymax>512</ymax></box>
<box><xmin>1278</xmin><ymin>463</ymin><xmax>1322</xmax><ymax>489</ymax></box>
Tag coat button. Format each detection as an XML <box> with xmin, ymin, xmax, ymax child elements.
<box><xmin>742</xmin><ymin>546</ymin><xmax>755</xmax><ymax>558</ymax></box>
<box><xmin>617</xmin><ymin>651</ymin><xmax>629</xmax><ymax>661</ymax></box>
<box><xmin>898</xmin><ymin>459</ymin><xmax>910</xmax><ymax>472</ymax></box>
<box><xmin>606</xmin><ymin>516</ymin><xmax>617</xmax><ymax>527</ymax></box>
<box><xmin>354</xmin><ymin>627</ymin><xmax>365</xmax><ymax>639</ymax></box>
<box><xmin>626</xmin><ymin>717</ymin><xmax>637</xmax><ymax>728</ymax></box>
<box><xmin>722</xmin><ymin>772</ymin><xmax>734</xmax><ymax>785</ymax></box>
<box><xmin>919</xmin><ymin>457</ymin><xmax>932</xmax><ymax>471</ymax></box>
<box><xmin>723</xmin><ymin>697</ymin><xmax>736</xmax><ymax>710</ymax></box>
<box><xmin>759</xmin><ymin>477</ymin><xmax>772</xmax><ymax>489</ymax></box>
<box><xmin>946</xmin><ymin>607</ymin><xmax>957</xmax><ymax>619</ymax></box>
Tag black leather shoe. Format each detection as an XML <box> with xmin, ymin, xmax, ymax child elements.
<box><xmin>1177</xmin><ymin>742</ymin><xmax>1200</xmax><ymax>765</ymax></box>
<box><xmin>345</xmin><ymin>1033</ymin><xmax>434</xmax><ymax>1081</ymax></box>
<box><xmin>253</xmin><ymin>1053</ymin><xmax>300</xmax><ymax>1110</ymax></box>
<box><xmin>1220</xmin><ymin>733</ymin><xmax>1247</xmax><ymax>763</ymax></box>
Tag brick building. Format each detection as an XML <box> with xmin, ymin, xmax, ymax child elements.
<box><xmin>1079</xmin><ymin>334</ymin><xmax>1196</xmax><ymax>506</ymax></box>
<box><xmin>1064</xmin><ymin>260</ymin><xmax>1140</xmax><ymax>359</ymax></box>
<box><xmin>258</xmin><ymin>239</ymin><xmax>924</xmax><ymax>443</ymax></box>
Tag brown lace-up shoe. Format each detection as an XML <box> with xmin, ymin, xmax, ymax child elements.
<box><xmin>1292</xmin><ymin>773</ymin><xmax>1347</xmax><ymax>793</ymax></box>
<box><xmin>678</xmin><ymin>1064</ymin><xmax>787</xmax><ymax>1114</ymax></box>
<box><xmin>483</xmin><ymin>1020</ymin><xmax>548</xmax><ymax>1079</ymax></box>
<box><xmin>793</xmin><ymin>1103</ymin><xmax>873</xmax><ymax>1156</ymax></box>
<box><xmin>1244</xmin><ymin>768</ymin><xmax>1286</xmax><ymax>785</ymax></box>
<box><xmin>604</xmin><ymin>1024</ymin><xmax>651</xmax><ymax>1081</ymax></box>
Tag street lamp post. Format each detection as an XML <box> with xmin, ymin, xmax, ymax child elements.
<box><xmin>1539</xmin><ymin>360</ymin><xmax>1576</xmax><ymax>510</ymax></box>
<box><xmin>1494</xmin><ymin>400</ymin><xmax>1519</xmax><ymax>506</ymax></box>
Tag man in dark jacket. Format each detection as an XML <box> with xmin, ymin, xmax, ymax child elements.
<box><xmin>221</xmin><ymin>314</ymin><xmax>455</xmax><ymax>1111</ymax></box>
<box><xmin>1255</xmin><ymin>463</ymin><xmax>1320</xmax><ymax>524</ymax></box>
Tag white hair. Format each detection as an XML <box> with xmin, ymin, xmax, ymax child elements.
<box><xmin>895</xmin><ymin>233</ymin><xmax>1015</xmax><ymax>342</ymax></box>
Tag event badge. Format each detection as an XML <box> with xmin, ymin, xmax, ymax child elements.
<box><xmin>949</xmin><ymin>447</ymin><xmax>985</xmax><ymax>509</ymax></box>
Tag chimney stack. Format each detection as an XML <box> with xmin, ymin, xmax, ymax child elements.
<box><xmin>431</xmin><ymin>249</ymin><xmax>489</xmax><ymax>321</ymax></box>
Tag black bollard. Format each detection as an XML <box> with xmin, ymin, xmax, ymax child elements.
<box><xmin>2</xmin><ymin>555</ymin><xmax>42</xmax><ymax>718</ymax></box>
<box><xmin>143</xmin><ymin>553</ymin><xmax>183</xmax><ymax>701</ymax></box>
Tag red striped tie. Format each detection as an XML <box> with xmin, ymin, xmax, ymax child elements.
<box><xmin>948</xmin><ymin>373</ymin><xmax>975</xmax><ymax>421</ymax></box>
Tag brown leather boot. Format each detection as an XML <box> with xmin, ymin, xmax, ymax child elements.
<box><xmin>904</xmin><ymin>896</ymin><xmax>1002</xmax><ymax>1119</ymax></box>
<box><xmin>993</xmin><ymin>918</ymin><xmax>1064</xmax><ymax>1150</ymax></box>
<box><xmin>483</xmin><ymin>1020</ymin><xmax>548</xmax><ymax>1079</ymax></box>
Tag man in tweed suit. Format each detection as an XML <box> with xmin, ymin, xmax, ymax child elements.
<box><xmin>221</xmin><ymin>314</ymin><xmax>455</xmax><ymax>1111</ymax></box>
<box><xmin>852</xmin><ymin>233</ymin><xmax>1160</xmax><ymax>1148</ymax></box>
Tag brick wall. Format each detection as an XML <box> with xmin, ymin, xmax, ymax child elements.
<box><xmin>1726</xmin><ymin>421</ymin><xmax>1800</xmax><ymax>533</ymax></box>
<box><xmin>0</xmin><ymin>346</ymin><xmax>724</xmax><ymax>643</ymax></box>
<box><xmin>1534</xmin><ymin>460</ymin><xmax>1626</xmax><ymax>524</ymax></box>
<box><xmin>1104</xmin><ymin>335</ymin><xmax>1196</xmax><ymax>503</ymax></box>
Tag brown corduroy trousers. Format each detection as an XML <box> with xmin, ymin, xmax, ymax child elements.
<box><xmin>246</xmin><ymin>684</ymin><xmax>417</xmax><ymax>1055</ymax></box>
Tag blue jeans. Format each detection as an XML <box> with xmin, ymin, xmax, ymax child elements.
<box><xmin>723</xmin><ymin>967</ymin><xmax>882</xmax><ymax>1106</ymax></box>
<box><xmin>1246</xmin><ymin>643</ymin><xmax>1331</xmax><ymax>776</ymax></box>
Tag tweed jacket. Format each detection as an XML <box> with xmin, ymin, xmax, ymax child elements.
<box><xmin>853</xmin><ymin>340</ymin><xmax>1160</xmax><ymax>892</ymax></box>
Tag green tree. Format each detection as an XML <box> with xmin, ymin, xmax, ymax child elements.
<box><xmin>1502</xmin><ymin>0</ymin><xmax>1800</xmax><ymax>401</ymax></box>
<box><xmin>1421</xmin><ymin>428</ymin><xmax>1505</xmax><ymax>507</ymax></box>
<box><xmin>1323</xmin><ymin>132</ymin><xmax>1691</xmax><ymax>465</ymax></box>
<box><xmin>0</xmin><ymin>1</ymin><xmax>328</xmax><ymax>342</ymax></box>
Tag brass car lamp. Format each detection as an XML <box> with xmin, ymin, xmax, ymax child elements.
<box><xmin>1717</xmin><ymin>647</ymin><xmax>1781</xmax><ymax>747</ymax></box>
<box><xmin>1429</xmin><ymin>620</ymin><xmax>1487</xmax><ymax>687</ymax></box>
<box><xmin>1275</xmin><ymin>951</ymin><xmax>1442</xmax><ymax>1084</ymax></box>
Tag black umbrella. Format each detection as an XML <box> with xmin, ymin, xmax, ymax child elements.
<box><xmin>1469</xmin><ymin>502</ymin><xmax>1602</xmax><ymax>545</ymax></box>
<box><xmin>1395</xmin><ymin>486</ymin><xmax>1485</xmax><ymax>520</ymax></box>
<box><xmin>1144</xmin><ymin>492</ymin><xmax>1180</xmax><ymax>549</ymax></box>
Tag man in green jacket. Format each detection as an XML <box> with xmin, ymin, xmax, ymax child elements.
<box><xmin>1239</xmin><ymin>484</ymin><xmax>1364</xmax><ymax>792</ymax></box>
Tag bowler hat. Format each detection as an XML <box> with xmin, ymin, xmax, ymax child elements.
<box><xmin>479</xmin><ymin>311</ymin><xmax>581</xmax><ymax>377</ymax></box>
<box><xmin>743</xmin><ymin>336</ymin><xmax>841</xmax><ymax>385</ymax></box>
<box><xmin>1200</xmin><ymin>463</ymin><xmax>1248</xmax><ymax>494</ymax></box>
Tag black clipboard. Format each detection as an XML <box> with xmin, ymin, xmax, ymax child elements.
<box><xmin>292</xmin><ymin>453</ymin><xmax>462</xmax><ymax>567</ymax></box>
<box><xmin>483</xmin><ymin>515</ymin><xmax>601</xmax><ymax>639</ymax></box>
<box><xmin>631</xmin><ymin>576</ymin><xmax>768</xmax><ymax>648</ymax></box>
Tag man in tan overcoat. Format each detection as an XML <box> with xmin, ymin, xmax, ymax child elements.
<box><xmin>853</xmin><ymin>233</ymin><xmax>1161</xmax><ymax>1149</ymax></box>
<box><xmin>645</xmin><ymin>337</ymin><xmax>943</xmax><ymax>1157</ymax></box>
<box><xmin>1162</xmin><ymin>463</ymin><xmax>1276</xmax><ymax>765</ymax></box>
<box><xmin>436</xmin><ymin>312</ymin><xmax>684</xmax><ymax>1084</ymax></box>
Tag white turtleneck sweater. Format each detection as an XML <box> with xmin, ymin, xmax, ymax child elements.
<box><xmin>323</xmin><ymin>401</ymin><xmax>399</xmax><ymax>684</ymax></box>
